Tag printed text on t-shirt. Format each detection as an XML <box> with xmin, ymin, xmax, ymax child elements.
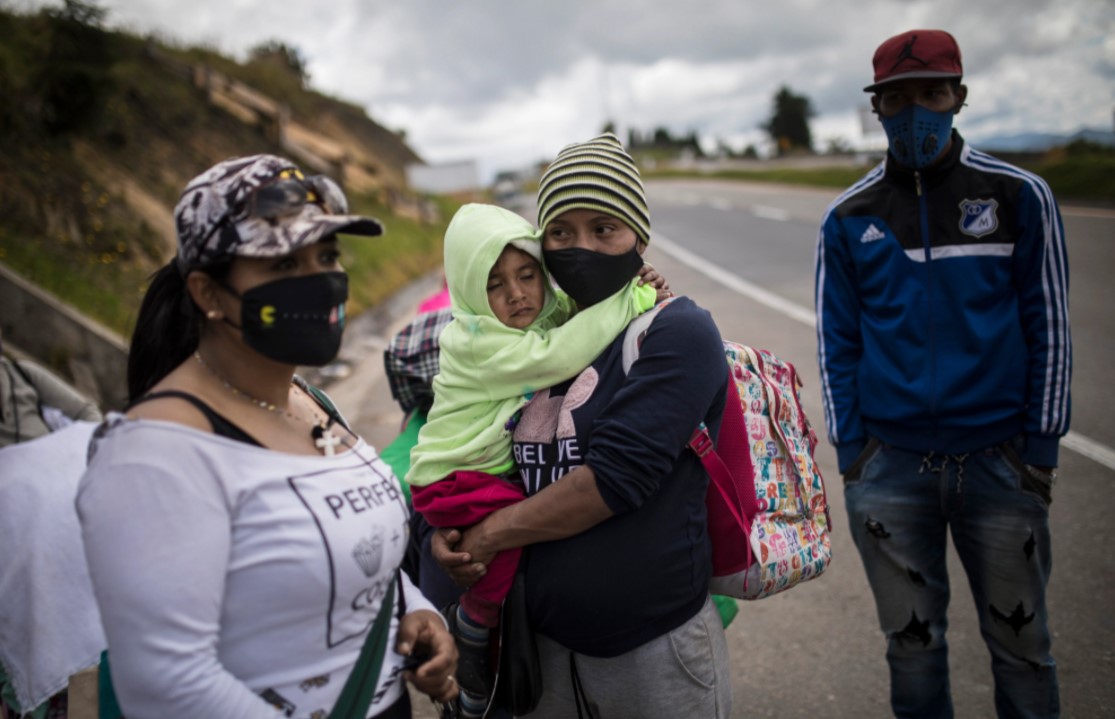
<box><xmin>515</xmin><ymin>438</ymin><xmax>581</xmax><ymax>495</ymax></box>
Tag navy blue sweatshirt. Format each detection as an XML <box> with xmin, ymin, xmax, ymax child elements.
<box><xmin>511</xmin><ymin>297</ymin><xmax>727</xmax><ymax>657</ymax></box>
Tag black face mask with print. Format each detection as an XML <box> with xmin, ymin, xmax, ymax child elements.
<box><xmin>542</xmin><ymin>244</ymin><xmax>643</xmax><ymax>307</ymax></box>
<box><xmin>221</xmin><ymin>271</ymin><xmax>348</xmax><ymax>366</ymax></box>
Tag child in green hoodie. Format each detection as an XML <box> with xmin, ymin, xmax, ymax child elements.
<box><xmin>406</xmin><ymin>203</ymin><xmax>665</xmax><ymax>717</ymax></box>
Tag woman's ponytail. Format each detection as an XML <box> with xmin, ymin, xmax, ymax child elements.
<box><xmin>127</xmin><ymin>261</ymin><xmax>200</xmax><ymax>401</ymax></box>
<box><xmin>128</xmin><ymin>259</ymin><xmax>231</xmax><ymax>401</ymax></box>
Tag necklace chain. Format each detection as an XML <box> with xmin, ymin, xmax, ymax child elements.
<box><xmin>194</xmin><ymin>351</ymin><xmax>304</xmax><ymax>420</ymax></box>
<box><xmin>193</xmin><ymin>351</ymin><xmax>343</xmax><ymax>455</ymax></box>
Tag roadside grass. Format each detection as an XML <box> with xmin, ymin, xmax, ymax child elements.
<box><xmin>0</xmin><ymin>225</ymin><xmax>149</xmax><ymax>334</ymax></box>
<box><xmin>0</xmin><ymin>139</ymin><xmax>170</xmax><ymax>335</ymax></box>
<box><xmin>0</xmin><ymin>197</ymin><xmax>455</xmax><ymax>341</ymax></box>
<box><xmin>1023</xmin><ymin>155</ymin><xmax>1115</xmax><ymax>204</ymax></box>
<box><xmin>644</xmin><ymin>154</ymin><xmax>1115</xmax><ymax>204</ymax></box>
<box><xmin>340</xmin><ymin>194</ymin><xmax>458</xmax><ymax>316</ymax></box>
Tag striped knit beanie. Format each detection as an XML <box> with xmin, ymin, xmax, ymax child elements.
<box><xmin>536</xmin><ymin>133</ymin><xmax>651</xmax><ymax>245</ymax></box>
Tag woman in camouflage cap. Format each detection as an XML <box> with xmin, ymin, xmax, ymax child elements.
<box><xmin>77</xmin><ymin>155</ymin><xmax>458</xmax><ymax>719</ymax></box>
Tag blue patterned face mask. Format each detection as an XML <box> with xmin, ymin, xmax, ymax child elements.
<box><xmin>879</xmin><ymin>104</ymin><xmax>955</xmax><ymax>169</ymax></box>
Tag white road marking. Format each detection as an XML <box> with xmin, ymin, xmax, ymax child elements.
<box><xmin>1061</xmin><ymin>432</ymin><xmax>1115</xmax><ymax>472</ymax></box>
<box><xmin>653</xmin><ymin>230</ymin><xmax>1115</xmax><ymax>473</ymax></box>
<box><xmin>654</xmin><ymin>232</ymin><xmax>817</xmax><ymax>329</ymax></box>
<box><xmin>752</xmin><ymin>205</ymin><xmax>791</xmax><ymax>221</ymax></box>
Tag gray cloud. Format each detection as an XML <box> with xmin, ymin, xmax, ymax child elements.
<box><xmin>30</xmin><ymin>0</ymin><xmax>1114</xmax><ymax>178</ymax></box>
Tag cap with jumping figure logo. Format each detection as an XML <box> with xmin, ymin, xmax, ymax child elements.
<box><xmin>863</xmin><ymin>29</ymin><xmax>963</xmax><ymax>93</ymax></box>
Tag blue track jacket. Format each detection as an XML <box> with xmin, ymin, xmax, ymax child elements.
<box><xmin>815</xmin><ymin>132</ymin><xmax>1071</xmax><ymax>473</ymax></box>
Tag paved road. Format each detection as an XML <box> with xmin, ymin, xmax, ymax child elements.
<box><xmin>328</xmin><ymin>179</ymin><xmax>1115</xmax><ymax>717</ymax></box>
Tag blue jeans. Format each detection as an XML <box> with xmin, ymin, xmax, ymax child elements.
<box><xmin>844</xmin><ymin>439</ymin><xmax>1059</xmax><ymax>718</ymax></box>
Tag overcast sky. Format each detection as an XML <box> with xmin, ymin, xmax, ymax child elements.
<box><xmin>16</xmin><ymin>0</ymin><xmax>1115</xmax><ymax>182</ymax></box>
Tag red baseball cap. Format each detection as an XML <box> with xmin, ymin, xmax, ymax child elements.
<box><xmin>864</xmin><ymin>29</ymin><xmax>963</xmax><ymax>92</ymax></box>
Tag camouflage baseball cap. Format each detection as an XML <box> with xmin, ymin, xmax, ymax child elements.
<box><xmin>173</xmin><ymin>154</ymin><xmax>384</xmax><ymax>273</ymax></box>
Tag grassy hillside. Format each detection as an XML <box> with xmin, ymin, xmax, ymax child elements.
<box><xmin>0</xmin><ymin>3</ymin><xmax>452</xmax><ymax>339</ymax></box>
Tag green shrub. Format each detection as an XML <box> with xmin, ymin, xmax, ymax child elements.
<box><xmin>1023</xmin><ymin>156</ymin><xmax>1115</xmax><ymax>203</ymax></box>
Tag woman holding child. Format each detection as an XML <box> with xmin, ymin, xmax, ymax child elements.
<box><xmin>405</xmin><ymin>201</ymin><xmax>664</xmax><ymax>717</ymax></box>
<box><xmin>432</xmin><ymin>134</ymin><xmax>734</xmax><ymax>718</ymax></box>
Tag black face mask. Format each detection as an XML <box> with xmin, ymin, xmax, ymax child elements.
<box><xmin>221</xmin><ymin>271</ymin><xmax>348</xmax><ymax>366</ymax></box>
<box><xmin>542</xmin><ymin>244</ymin><xmax>643</xmax><ymax>307</ymax></box>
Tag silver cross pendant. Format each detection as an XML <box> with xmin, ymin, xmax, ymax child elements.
<box><xmin>312</xmin><ymin>424</ymin><xmax>342</xmax><ymax>456</ymax></box>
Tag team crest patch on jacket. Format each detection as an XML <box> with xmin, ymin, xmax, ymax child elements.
<box><xmin>958</xmin><ymin>198</ymin><xmax>999</xmax><ymax>238</ymax></box>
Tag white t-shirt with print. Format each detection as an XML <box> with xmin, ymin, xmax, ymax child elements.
<box><xmin>77</xmin><ymin>417</ymin><xmax>434</xmax><ymax>719</ymax></box>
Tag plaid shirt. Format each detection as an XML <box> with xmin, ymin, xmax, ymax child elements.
<box><xmin>383</xmin><ymin>308</ymin><xmax>453</xmax><ymax>414</ymax></box>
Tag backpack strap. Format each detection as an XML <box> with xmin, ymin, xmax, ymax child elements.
<box><xmin>4</xmin><ymin>359</ymin><xmax>44</xmax><ymax>442</ymax></box>
<box><xmin>620</xmin><ymin>304</ymin><xmax>763</xmax><ymax>580</ymax></box>
<box><xmin>296</xmin><ymin>377</ymin><xmax>353</xmax><ymax>433</ymax></box>
<box><xmin>620</xmin><ymin>298</ymin><xmax>676</xmax><ymax>374</ymax></box>
<box><xmin>97</xmin><ymin>572</ymin><xmax>403</xmax><ymax>719</ymax></box>
<box><xmin>9</xmin><ymin>359</ymin><xmax>39</xmax><ymax>394</ymax></box>
<box><xmin>2</xmin><ymin>360</ymin><xmax>22</xmax><ymax>439</ymax></box>
<box><xmin>328</xmin><ymin>572</ymin><xmax>401</xmax><ymax>719</ymax></box>
<box><xmin>690</xmin><ymin>381</ymin><xmax>757</xmax><ymax>576</ymax></box>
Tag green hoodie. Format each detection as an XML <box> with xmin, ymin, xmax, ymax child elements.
<box><xmin>406</xmin><ymin>203</ymin><xmax>655</xmax><ymax>488</ymax></box>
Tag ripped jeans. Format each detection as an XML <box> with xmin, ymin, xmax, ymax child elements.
<box><xmin>844</xmin><ymin>439</ymin><xmax>1058</xmax><ymax>718</ymax></box>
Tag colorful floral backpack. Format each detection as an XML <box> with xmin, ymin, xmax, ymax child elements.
<box><xmin>622</xmin><ymin>301</ymin><xmax>832</xmax><ymax>600</ymax></box>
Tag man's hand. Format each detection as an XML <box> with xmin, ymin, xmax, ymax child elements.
<box><xmin>1023</xmin><ymin>465</ymin><xmax>1056</xmax><ymax>505</ymax></box>
<box><xmin>432</xmin><ymin>466</ymin><xmax>614</xmax><ymax>587</ymax></box>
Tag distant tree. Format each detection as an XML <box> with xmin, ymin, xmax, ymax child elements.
<box><xmin>249</xmin><ymin>40</ymin><xmax>310</xmax><ymax>87</ymax></box>
<box><xmin>742</xmin><ymin>144</ymin><xmax>759</xmax><ymax>159</ymax></box>
<box><xmin>601</xmin><ymin>120</ymin><xmax>616</xmax><ymax>135</ymax></box>
<box><xmin>762</xmin><ymin>85</ymin><xmax>815</xmax><ymax>155</ymax></box>
<box><xmin>627</xmin><ymin>126</ymin><xmax>703</xmax><ymax>155</ymax></box>
<box><xmin>683</xmin><ymin>130</ymin><xmax>703</xmax><ymax>156</ymax></box>
<box><xmin>47</xmin><ymin>0</ymin><xmax>107</xmax><ymax>27</ymax></box>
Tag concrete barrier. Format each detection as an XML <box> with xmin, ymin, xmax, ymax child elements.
<box><xmin>0</xmin><ymin>262</ymin><xmax>128</xmax><ymax>411</ymax></box>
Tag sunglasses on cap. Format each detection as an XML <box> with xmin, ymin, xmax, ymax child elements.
<box><xmin>201</xmin><ymin>170</ymin><xmax>348</xmax><ymax>245</ymax></box>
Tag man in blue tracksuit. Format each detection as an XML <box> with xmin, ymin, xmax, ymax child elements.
<box><xmin>814</xmin><ymin>29</ymin><xmax>1070</xmax><ymax>718</ymax></box>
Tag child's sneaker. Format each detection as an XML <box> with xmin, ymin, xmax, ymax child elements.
<box><xmin>442</xmin><ymin>602</ymin><xmax>493</xmax><ymax>717</ymax></box>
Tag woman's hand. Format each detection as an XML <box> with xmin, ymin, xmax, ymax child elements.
<box><xmin>431</xmin><ymin>528</ymin><xmax>489</xmax><ymax>588</ymax></box>
<box><xmin>637</xmin><ymin>263</ymin><xmax>673</xmax><ymax>302</ymax></box>
<box><xmin>397</xmin><ymin>608</ymin><xmax>459</xmax><ymax>703</ymax></box>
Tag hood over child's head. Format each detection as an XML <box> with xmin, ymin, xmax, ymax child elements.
<box><xmin>442</xmin><ymin>203</ymin><xmax>559</xmax><ymax>328</ymax></box>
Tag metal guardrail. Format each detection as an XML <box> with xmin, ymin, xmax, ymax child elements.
<box><xmin>0</xmin><ymin>262</ymin><xmax>128</xmax><ymax>411</ymax></box>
